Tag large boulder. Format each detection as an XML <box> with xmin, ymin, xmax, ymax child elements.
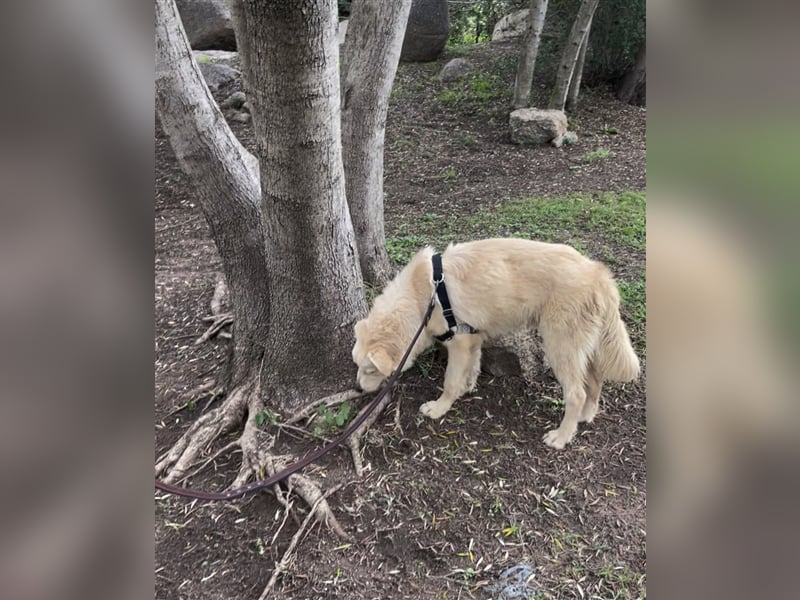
<box><xmin>509</xmin><ymin>108</ymin><xmax>568</xmax><ymax>146</ymax></box>
<box><xmin>400</xmin><ymin>0</ymin><xmax>449</xmax><ymax>62</ymax></box>
<box><xmin>491</xmin><ymin>9</ymin><xmax>529</xmax><ymax>43</ymax></box>
<box><xmin>193</xmin><ymin>51</ymin><xmax>240</xmax><ymax>92</ymax></box>
<box><xmin>176</xmin><ymin>0</ymin><xmax>236</xmax><ymax>50</ymax></box>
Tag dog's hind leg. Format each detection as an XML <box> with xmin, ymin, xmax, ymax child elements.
<box><xmin>420</xmin><ymin>335</ymin><xmax>482</xmax><ymax>420</ymax></box>
<box><xmin>580</xmin><ymin>359</ymin><xmax>603</xmax><ymax>423</ymax></box>
<box><xmin>539</xmin><ymin>319</ymin><xmax>595</xmax><ymax>449</ymax></box>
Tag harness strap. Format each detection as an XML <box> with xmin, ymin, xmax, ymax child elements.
<box><xmin>431</xmin><ymin>253</ymin><xmax>478</xmax><ymax>342</ymax></box>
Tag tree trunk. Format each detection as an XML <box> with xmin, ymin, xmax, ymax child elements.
<box><xmin>155</xmin><ymin>0</ymin><xmax>269</xmax><ymax>388</ymax></box>
<box><xmin>232</xmin><ymin>0</ymin><xmax>367</xmax><ymax>410</ymax></box>
<box><xmin>548</xmin><ymin>0</ymin><xmax>600</xmax><ymax>111</ymax></box>
<box><xmin>565</xmin><ymin>13</ymin><xmax>592</xmax><ymax>112</ymax></box>
<box><xmin>340</xmin><ymin>0</ymin><xmax>413</xmax><ymax>287</ymax></box>
<box><xmin>616</xmin><ymin>42</ymin><xmax>646</xmax><ymax>105</ymax></box>
<box><xmin>512</xmin><ymin>0</ymin><xmax>549</xmax><ymax>109</ymax></box>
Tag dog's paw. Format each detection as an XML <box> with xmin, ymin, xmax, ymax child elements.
<box><xmin>542</xmin><ymin>429</ymin><xmax>572</xmax><ymax>449</ymax></box>
<box><xmin>419</xmin><ymin>401</ymin><xmax>448</xmax><ymax>420</ymax></box>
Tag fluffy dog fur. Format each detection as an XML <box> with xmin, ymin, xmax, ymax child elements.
<box><xmin>352</xmin><ymin>238</ymin><xmax>640</xmax><ymax>449</ymax></box>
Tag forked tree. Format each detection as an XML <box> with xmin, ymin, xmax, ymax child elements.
<box><xmin>155</xmin><ymin>0</ymin><xmax>410</xmax><ymax>525</ymax></box>
<box><xmin>549</xmin><ymin>0</ymin><xmax>600</xmax><ymax>111</ymax></box>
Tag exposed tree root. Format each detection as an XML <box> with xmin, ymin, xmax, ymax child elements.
<box><xmin>347</xmin><ymin>388</ymin><xmax>394</xmax><ymax>476</ymax></box>
<box><xmin>285</xmin><ymin>389</ymin><xmax>365</xmax><ymax>425</ymax></box>
<box><xmin>258</xmin><ymin>484</ymin><xmax>344</xmax><ymax>600</ymax></box>
<box><xmin>156</xmin><ymin>375</ymin><xmax>360</xmax><ymax>540</ymax></box>
<box><xmin>155</xmin><ymin>382</ymin><xmax>250</xmax><ymax>482</ymax></box>
<box><xmin>194</xmin><ymin>312</ymin><xmax>233</xmax><ymax>345</ymax></box>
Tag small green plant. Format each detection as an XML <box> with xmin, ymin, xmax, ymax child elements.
<box><xmin>254</xmin><ymin>409</ymin><xmax>280</xmax><ymax>427</ymax></box>
<box><xmin>437</xmin><ymin>88</ymin><xmax>460</xmax><ymax>105</ymax></box>
<box><xmin>603</xmin><ymin>125</ymin><xmax>620</xmax><ymax>135</ymax></box>
<box><xmin>386</xmin><ymin>235</ymin><xmax>426</xmax><ymax>264</ymax></box>
<box><xmin>441</xmin><ymin>166</ymin><xmax>458</xmax><ymax>181</ymax></box>
<box><xmin>313</xmin><ymin>402</ymin><xmax>353</xmax><ymax>435</ymax></box>
<box><xmin>584</xmin><ymin>148</ymin><xmax>611</xmax><ymax>162</ymax></box>
<box><xmin>195</xmin><ymin>54</ymin><xmax>212</xmax><ymax>64</ymax></box>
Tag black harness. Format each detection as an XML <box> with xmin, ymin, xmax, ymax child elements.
<box><xmin>431</xmin><ymin>253</ymin><xmax>478</xmax><ymax>342</ymax></box>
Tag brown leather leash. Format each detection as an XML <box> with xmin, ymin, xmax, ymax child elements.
<box><xmin>155</xmin><ymin>287</ymin><xmax>439</xmax><ymax>501</ymax></box>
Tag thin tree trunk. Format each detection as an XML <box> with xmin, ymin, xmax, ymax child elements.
<box><xmin>512</xmin><ymin>0</ymin><xmax>549</xmax><ymax>109</ymax></box>
<box><xmin>565</xmin><ymin>13</ymin><xmax>592</xmax><ymax>112</ymax></box>
<box><xmin>616</xmin><ymin>42</ymin><xmax>646</xmax><ymax>105</ymax></box>
<box><xmin>548</xmin><ymin>0</ymin><xmax>600</xmax><ymax>111</ymax></box>
<box><xmin>340</xmin><ymin>0</ymin><xmax>413</xmax><ymax>287</ymax></box>
<box><xmin>155</xmin><ymin>0</ymin><xmax>269</xmax><ymax>387</ymax></box>
<box><xmin>232</xmin><ymin>0</ymin><xmax>367</xmax><ymax>410</ymax></box>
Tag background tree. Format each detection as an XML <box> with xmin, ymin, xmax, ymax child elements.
<box><xmin>340</xmin><ymin>0</ymin><xmax>413</xmax><ymax>286</ymax></box>
<box><xmin>156</xmin><ymin>0</ymin><xmax>408</xmax><ymax>518</ymax></box>
<box><xmin>549</xmin><ymin>0</ymin><xmax>600</xmax><ymax>111</ymax></box>
<box><xmin>512</xmin><ymin>0</ymin><xmax>550</xmax><ymax>109</ymax></box>
<box><xmin>615</xmin><ymin>41</ymin><xmax>646</xmax><ymax>105</ymax></box>
<box><xmin>565</xmin><ymin>11</ymin><xmax>592</xmax><ymax>111</ymax></box>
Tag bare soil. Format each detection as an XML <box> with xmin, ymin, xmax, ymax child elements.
<box><xmin>156</xmin><ymin>42</ymin><xmax>645</xmax><ymax>600</ymax></box>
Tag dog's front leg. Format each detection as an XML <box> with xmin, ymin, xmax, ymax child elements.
<box><xmin>420</xmin><ymin>335</ymin><xmax>482</xmax><ymax>419</ymax></box>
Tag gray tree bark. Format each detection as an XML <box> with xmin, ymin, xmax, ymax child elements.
<box><xmin>231</xmin><ymin>0</ymin><xmax>367</xmax><ymax>409</ymax></box>
<box><xmin>340</xmin><ymin>0</ymin><xmax>413</xmax><ymax>287</ymax></box>
<box><xmin>616</xmin><ymin>42</ymin><xmax>646</xmax><ymax>105</ymax></box>
<box><xmin>548</xmin><ymin>0</ymin><xmax>600</xmax><ymax>111</ymax></box>
<box><xmin>511</xmin><ymin>0</ymin><xmax>549</xmax><ymax>109</ymax></box>
<box><xmin>565</xmin><ymin>13</ymin><xmax>593</xmax><ymax>112</ymax></box>
<box><xmin>155</xmin><ymin>0</ymin><xmax>268</xmax><ymax>387</ymax></box>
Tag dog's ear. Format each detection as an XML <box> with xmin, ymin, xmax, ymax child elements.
<box><xmin>367</xmin><ymin>348</ymin><xmax>395</xmax><ymax>377</ymax></box>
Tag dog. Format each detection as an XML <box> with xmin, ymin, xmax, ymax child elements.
<box><xmin>352</xmin><ymin>238</ymin><xmax>640</xmax><ymax>449</ymax></box>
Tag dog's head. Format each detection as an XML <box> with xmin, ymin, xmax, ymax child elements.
<box><xmin>352</xmin><ymin>318</ymin><xmax>406</xmax><ymax>392</ymax></box>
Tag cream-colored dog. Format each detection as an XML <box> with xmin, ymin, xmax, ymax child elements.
<box><xmin>352</xmin><ymin>238</ymin><xmax>640</xmax><ymax>449</ymax></box>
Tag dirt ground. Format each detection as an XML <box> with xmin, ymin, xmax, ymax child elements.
<box><xmin>156</xmin><ymin>42</ymin><xmax>646</xmax><ymax>600</ymax></box>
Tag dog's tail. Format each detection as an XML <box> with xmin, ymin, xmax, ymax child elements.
<box><xmin>593</xmin><ymin>271</ymin><xmax>640</xmax><ymax>382</ymax></box>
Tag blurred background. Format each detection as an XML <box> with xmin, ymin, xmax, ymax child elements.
<box><xmin>0</xmin><ymin>0</ymin><xmax>798</xmax><ymax>598</ymax></box>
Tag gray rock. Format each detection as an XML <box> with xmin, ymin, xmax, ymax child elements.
<box><xmin>176</xmin><ymin>0</ymin><xmax>235</xmax><ymax>50</ymax></box>
<box><xmin>488</xmin><ymin>564</ymin><xmax>539</xmax><ymax>600</ymax></box>
<box><xmin>482</xmin><ymin>346</ymin><xmax>522</xmax><ymax>377</ymax></box>
<box><xmin>220</xmin><ymin>91</ymin><xmax>246</xmax><ymax>110</ymax></box>
<box><xmin>338</xmin><ymin>19</ymin><xmax>348</xmax><ymax>45</ymax></box>
<box><xmin>400</xmin><ymin>0</ymin><xmax>449</xmax><ymax>62</ymax></box>
<box><xmin>563</xmin><ymin>131</ymin><xmax>579</xmax><ymax>146</ymax></box>
<box><xmin>509</xmin><ymin>108</ymin><xmax>568</xmax><ymax>146</ymax></box>
<box><xmin>230</xmin><ymin>112</ymin><xmax>251</xmax><ymax>124</ymax></box>
<box><xmin>197</xmin><ymin>61</ymin><xmax>239</xmax><ymax>92</ymax></box>
<box><xmin>491</xmin><ymin>9</ymin><xmax>529</xmax><ymax>43</ymax></box>
<box><xmin>242</xmin><ymin>101</ymin><xmax>252</xmax><ymax>114</ymax></box>
<box><xmin>485</xmin><ymin>330</ymin><xmax>544</xmax><ymax>384</ymax></box>
<box><xmin>437</xmin><ymin>58</ymin><xmax>474</xmax><ymax>82</ymax></box>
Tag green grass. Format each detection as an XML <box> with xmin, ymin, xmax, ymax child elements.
<box><xmin>436</xmin><ymin>72</ymin><xmax>510</xmax><ymax>109</ymax></box>
<box><xmin>389</xmin><ymin>192</ymin><xmax>645</xmax><ymax>252</ymax></box>
<box><xmin>584</xmin><ymin>148</ymin><xmax>611</xmax><ymax>162</ymax></box>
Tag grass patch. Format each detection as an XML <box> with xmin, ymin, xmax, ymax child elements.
<box><xmin>388</xmin><ymin>192</ymin><xmax>645</xmax><ymax>253</ymax></box>
<box><xmin>584</xmin><ymin>148</ymin><xmax>611</xmax><ymax>162</ymax></box>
